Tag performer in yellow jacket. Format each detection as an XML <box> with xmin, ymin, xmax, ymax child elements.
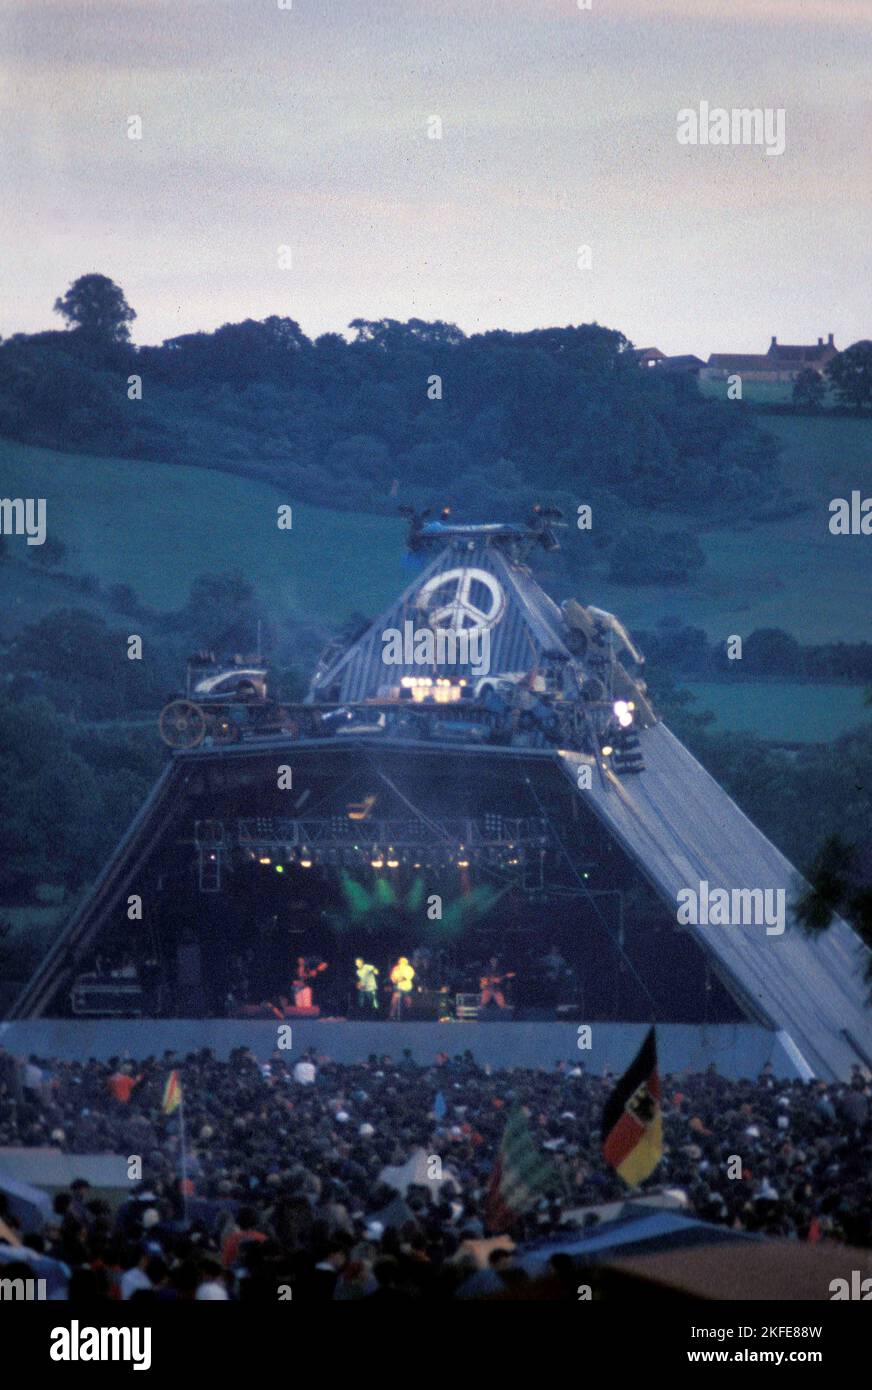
<box><xmin>389</xmin><ymin>956</ymin><xmax>415</xmax><ymax>1019</ymax></box>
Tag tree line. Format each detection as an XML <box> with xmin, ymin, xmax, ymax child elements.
<box><xmin>0</xmin><ymin>276</ymin><xmax>782</xmax><ymax>555</ymax></box>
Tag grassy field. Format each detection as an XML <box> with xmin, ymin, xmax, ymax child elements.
<box><xmin>0</xmin><ymin>439</ymin><xmax>407</xmax><ymax>637</ymax></box>
<box><xmin>699</xmin><ymin>377</ymin><xmax>795</xmax><ymax>406</ymax></box>
<box><xmin>682</xmin><ymin>680</ymin><xmax>871</xmax><ymax>743</ymax></box>
<box><xmin>588</xmin><ymin>411</ymin><xmax>872</xmax><ymax>643</ymax></box>
<box><xmin>2</xmin><ymin>408</ymin><xmax>870</xmax><ymax>650</ymax></box>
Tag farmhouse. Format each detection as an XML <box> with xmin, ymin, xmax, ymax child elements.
<box><xmin>702</xmin><ymin>334</ymin><xmax>838</xmax><ymax>384</ymax></box>
<box><xmin>628</xmin><ymin>349</ymin><xmax>705</xmax><ymax>375</ymax></box>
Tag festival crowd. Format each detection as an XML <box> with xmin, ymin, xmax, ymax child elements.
<box><xmin>0</xmin><ymin>1046</ymin><xmax>869</xmax><ymax>1300</ymax></box>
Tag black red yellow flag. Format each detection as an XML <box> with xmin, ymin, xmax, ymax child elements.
<box><xmin>161</xmin><ymin>1069</ymin><xmax>182</xmax><ymax>1115</ymax></box>
<box><xmin>602</xmin><ymin>1027</ymin><xmax>662</xmax><ymax>1186</ymax></box>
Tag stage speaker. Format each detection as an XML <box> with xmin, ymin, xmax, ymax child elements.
<box><xmin>177</xmin><ymin>940</ymin><xmax>205</xmax><ymax>1015</ymax></box>
<box><xmin>408</xmin><ymin>989</ymin><xmax>451</xmax><ymax>1020</ymax></box>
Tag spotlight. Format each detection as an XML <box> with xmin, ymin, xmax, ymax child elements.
<box><xmin>275</xmin><ymin>864</ymin><xmax>284</xmax><ymax>874</ymax></box>
<box><xmin>613</xmin><ymin>700</ymin><xmax>633</xmax><ymax>728</ymax></box>
<box><xmin>259</xmin><ymin>856</ymin><xmax>272</xmax><ymax>866</ymax></box>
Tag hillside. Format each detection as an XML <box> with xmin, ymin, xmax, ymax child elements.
<box><xmin>590</xmin><ymin>412</ymin><xmax>872</xmax><ymax>643</ymax></box>
<box><xmin>2</xmin><ymin>406</ymin><xmax>871</xmax><ymax>648</ymax></box>
<box><xmin>0</xmin><ymin>438</ymin><xmax>406</xmax><ymax>641</ymax></box>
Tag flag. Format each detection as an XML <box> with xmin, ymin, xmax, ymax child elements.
<box><xmin>485</xmin><ymin>1106</ymin><xmax>560</xmax><ymax>1232</ymax></box>
<box><xmin>602</xmin><ymin>1027</ymin><xmax>662</xmax><ymax>1187</ymax></box>
<box><xmin>162</xmin><ymin>1070</ymin><xmax>182</xmax><ymax>1115</ymax></box>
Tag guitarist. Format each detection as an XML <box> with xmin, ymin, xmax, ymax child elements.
<box><xmin>479</xmin><ymin>957</ymin><xmax>515</xmax><ymax>1010</ymax></box>
<box><xmin>292</xmin><ymin>955</ymin><xmax>328</xmax><ymax>1009</ymax></box>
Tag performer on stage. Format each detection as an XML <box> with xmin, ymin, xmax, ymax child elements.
<box><xmin>389</xmin><ymin>955</ymin><xmax>415</xmax><ymax>1019</ymax></box>
<box><xmin>479</xmin><ymin>957</ymin><xmax>515</xmax><ymax>1010</ymax></box>
<box><xmin>292</xmin><ymin>955</ymin><xmax>327</xmax><ymax>1009</ymax></box>
<box><xmin>355</xmin><ymin>957</ymin><xmax>379</xmax><ymax>1010</ymax></box>
<box><xmin>541</xmin><ymin>943</ymin><xmax>568</xmax><ymax>982</ymax></box>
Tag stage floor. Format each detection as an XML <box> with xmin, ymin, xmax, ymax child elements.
<box><xmin>0</xmin><ymin>1018</ymin><xmax>807</xmax><ymax>1078</ymax></box>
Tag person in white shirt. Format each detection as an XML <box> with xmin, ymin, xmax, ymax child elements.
<box><xmin>196</xmin><ymin>1261</ymin><xmax>229</xmax><ymax>1300</ymax></box>
<box><xmin>293</xmin><ymin>1054</ymin><xmax>317</xmax><ymax>1085</ymax></box>
<box><xmin>355</xmin><ymin>958</ymin><xmax>379</xmax><ymax>1010</ymax></box>
<box><xmin>121</xmin><ymin>1253</ymin><xmax>152</xmax><ymax>1300</ymax></box>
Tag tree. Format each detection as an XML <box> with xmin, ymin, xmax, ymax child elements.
<box><xmin>53</xmin><ymin>274</ymin><xmax>137</xmax><ymax>342</ymax></box>
<box><xmin>794</xmin><ymin>835</ymin><xmax>872</xmax><ymax>996</ymax></box>
<box><xmin>792</xmin><ymin>367</ymin><xmax>826</xmax><ymax>410</ymax></box>
<box><xmin>827</xmin><ymin>340</ymin><xmax>872</xmax><ymax>411</ymax></box>
<box><xmin>610</xmin><ymin>526</ymin><xmax>706</xmax><ymax>585</ymax></box>
<box><xmin>744</xmin><ymin>627</ymin><xmax>802</xmax><ymax>676</ymax></box>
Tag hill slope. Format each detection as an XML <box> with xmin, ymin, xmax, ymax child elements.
<box><xmin>0</xmin><ymin>439</ymin><xmax>406</xmax><ymax>637</ymax></box>
<box><xmin>588</xmin><ymin>412</ymin><xmax>872</xmax><ymax>643</ymax></box>
<box><xmin>2</xmin><ymin>408</ymin><xmax>870</xmax><ymax>646</ymax></box>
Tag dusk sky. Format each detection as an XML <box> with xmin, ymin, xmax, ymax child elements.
<box><xmin>2</xmin><ymin>0</ymin><xmax>870</xmax><ymax>356</ymax></box>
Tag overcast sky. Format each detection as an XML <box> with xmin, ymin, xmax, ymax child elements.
<box><xmin>2</xmin><ymin>0</ymin><xmax>869</xmax><ymax>356</ymax></box>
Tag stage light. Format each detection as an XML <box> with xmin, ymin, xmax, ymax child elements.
<box><xmin>613</xmin><ymin>699</ymin><xmax>633</xmax><ymax>729</ymax></box>
<box><xmin>259</xmin><ymin>856</ymin><xmax>272</xmax><ymax>865</ymax></box>
<box><xmin>300</xmin><ymin>858</ymin><xmax>312</xmax><ymax>869</ymax></box>
<box><xmin>371</xmin><ymin>857</ymin><xmax>384</xmax><ymax>869</ymax></box>
<box><xmin>601</xmin><ymin>745</ymin><xmax>613</xmax><ymax>757</ymax></box>
<box><xmin>457</xmin><ymin>859</ymin><xmax>470</xmax><ymax>869</ymax></box>
<box><xmin>387</xmin><ymin>858</ymin><xmax>399</xmax><ymax>869</ymax></box>
<box><xmin>275</xmin><ymin>864</ymin><xmax>284</xmax><ymax>874</ymax></box>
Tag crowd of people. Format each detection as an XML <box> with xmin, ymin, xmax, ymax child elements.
<box><xmin>0</xmin><ymin>1045</ymin><xmax>869</xmax><ymax>1301</ymax></box>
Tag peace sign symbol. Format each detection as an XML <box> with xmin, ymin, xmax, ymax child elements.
<box><xmin>416</xmin><ymin>567</ymin><xmax>506</xmax><ymax>631</ymax></box>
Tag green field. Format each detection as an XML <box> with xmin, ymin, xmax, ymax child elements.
<box><xmin>587</xmin><ymin>412</ymin><xmax>872</xmax><ymax>643</ymax></box>
<box><xmin>699</xmin><ymin>377</ymin><xmax>795</xmax><ymax>406</ymax></box>
<box><xmin>2</xmin><ymin>407</ymin><xmax>870</xmax><ymax>649</ymax></box>
<box><xmin>683</xmin><ymin>680</ymin><xmax>870</xmax><ymax>743</ymax></box>
<box><xmin>0</xmin><ymin>439</ymin><xmax>406</xmax><ymax>637</ymax></box>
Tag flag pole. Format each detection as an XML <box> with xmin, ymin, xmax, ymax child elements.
<box><xmin>178</xmin><ymin>1083</ymin><xmax>189</xmax><ymax>1225</ymax></box>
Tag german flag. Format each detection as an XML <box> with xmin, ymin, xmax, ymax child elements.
<box><xmin>602</xmin><ymin>1027</ymin><xmax>662</xmax><ymax>1187</ymax></box>
<box><xmin>161</xmin><ymin>1069</ymin><xmax>182</xmax><ymax>1115</ymax></box>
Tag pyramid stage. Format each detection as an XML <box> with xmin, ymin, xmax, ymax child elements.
<box><xmin>6</xmin><ymin>514</ymin><xmax>870</xmax><ymax>1081</ymax></box>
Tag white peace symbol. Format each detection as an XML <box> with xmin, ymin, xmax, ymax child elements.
<box><xmin>416</xmin><ymin>567</ymin><xmax>506</xmax><ymax>631</ymax></box>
